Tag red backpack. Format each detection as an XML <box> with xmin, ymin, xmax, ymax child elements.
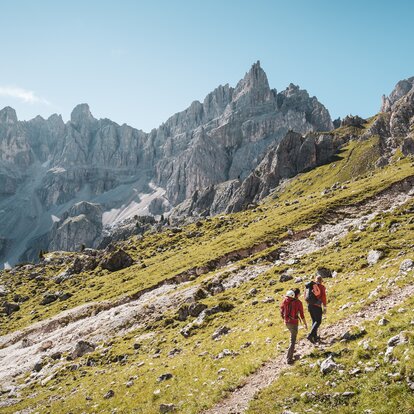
<box><xmin>281</xmin><ymin>298</ymin><xmax>298</xmax><ymax>322</ymax></box>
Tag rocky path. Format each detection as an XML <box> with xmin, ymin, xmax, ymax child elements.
<box><xmin>202</xmin><ymin>283</ymin><xmax>414</xmax><ymax>414</ymax></box>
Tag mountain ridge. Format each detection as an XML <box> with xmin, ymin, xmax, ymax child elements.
<box><xmin>0</xmin><ymin>61</ymin><xmax>333</xmax><ymax>266</ymax></box>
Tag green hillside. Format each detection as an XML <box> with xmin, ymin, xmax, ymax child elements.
<box><xmin>1</xmin><ymin>133</ymin><xmax>414</xmax><ymax>414</ymax></box>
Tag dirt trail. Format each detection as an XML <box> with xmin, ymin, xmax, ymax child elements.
<box><xmin>0</xmin><ymin>176</ymin><xmax>413</xmax><ymax>389</ymax></box>
<box><xmin>202</xmin><ymin>283</ymin><xmax>414</xmax><ymax>414</ymax></box>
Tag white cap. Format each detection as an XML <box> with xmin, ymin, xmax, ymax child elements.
<box><xmin>286</xmin><ymin>290</ymin><xmax>295</xmax><ymax>298</ymax></box>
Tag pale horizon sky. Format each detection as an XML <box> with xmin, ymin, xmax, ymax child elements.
<box><xmin>0</xmin><ymin>0</ymin><xmax>413</xmax><ymax>132</ymax></box>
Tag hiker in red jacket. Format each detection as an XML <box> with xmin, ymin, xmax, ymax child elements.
<box><xmin>280</xmin><ymin>288</ymin><xmax>307</xmax><ymax>364</ymax></box>
<box><xmin>305</xmin><ymin>275</ymin><xmax>327</xmax><ymax>343</ymax></box>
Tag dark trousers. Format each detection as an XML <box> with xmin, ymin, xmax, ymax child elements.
<box><xmin>286</xmin><ymin>323</ymin><xmax>298</xmax><ymax>362</ymax></box>
<box><xmin>308</xmin><ymin>305</ymin><xmax>323</xmax><ymax>339</ymax></box>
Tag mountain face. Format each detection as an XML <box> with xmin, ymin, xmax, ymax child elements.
<box><xmin>171</xmin><ymin>131</ymin><xmax>346</xmax><ymax>219</ymax></box>
<box><xmin>365</xmin><ymin>76</ymin><xmax>414</xmax><ymax>159</ymax></box>
<box><xmin>171</xmin><ymin>75</ymin><xmax>414</xmax><ymax>219</ymax></box>
<box><xmin>0</xmin><ymin>62</ymin><xmax>333</xmax><ymax>267</ymax></box>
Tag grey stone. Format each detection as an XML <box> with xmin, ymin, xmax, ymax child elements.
<box><xmin>188</xmin><ymin>302</ymin><xmax>207</xmax><ymax>317</ymax></box>
<box><xmin>101</xmin><ymin>249</ymin><xmax>133</xmax><ymax>272</ymax></box>
<box><xmin>212</xmin><ymin>326</ymin><xmax>231</xmax><ymax>340</ymax></box>
<box><xmin>316</xmin><ymin>267</ymin><xmax>332</xmax><ymax>278</ymax></box>
<box><xmin>176</xmin><ymin>305</ymin><xmax>189</xmax><ymax>321</ymax></box>
<box><xmin>0</xmin><ymin>285</ymin><xmax>8</xmax><ymax>297</ymax></box>
<box><xmin>320</xmin><ymin>356</ymin><xmax>338</xmax><ymax>374</ymax></box>
<box><xmin>157</xmin><ymin>373</ymin><xmax>173</xmax><ymax>382</ymax></box>
<box><xmin>3</xmin><ymin>302</ymin><xmax>20</xmax><ymax>315</ymax></box>
<box><xmin>399</xmin><ymin>259</ymin><xmax>414</xmax><ymax>272</ymax></box>
<box><xmin>378</xmin><ymin>318</ymin><xmax>389</xmax><ymax>326</ymax></box>
<box><xmin>342</xmin><ymin>391</ymin><xmax>356</xmax><ymax>398</ymax></box>
<box><xmin>367</xmin><ymin>250</ymin><xmax>384</xmax><ymax>265</ymax></box>
<box><xmin>159</xmin><ymin>404</ymin><xmax>176</xmax><ymax>413</ymax></box>
<box><xmin>33</xmin><ymin>360</ymin><xmax>43</xmax><ymax>372</ymax></box>
<box><xmin>40</xmin><ymin>293</ymin><xmax>58</xmax><ymax>306</ymax></box>
<box><xmin>103</xmin><ymin>390</ymin><xmax>114</xmax><ymax>399</ymax></box>
<box><xmin>279</xmin><ymin>273</ymin><xmax>294</xmax><ymax>283</ymax></box>
<box><xmin>71</xmin><ymin>340</ymin><xmax>96</xmax><ymax>359</ymax></box>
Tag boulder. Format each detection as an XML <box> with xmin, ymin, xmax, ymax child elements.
<box><xmin>378</xmin><ymin>318</ymin><xmax>389</xmax><ymax>326</ymax></box>
<box><xmin>101</xmin><ymin>249</ymin><xmax>133</xmax><ymax>272</ymax></box>
<box><xmin>103</xmin><ymin>390</ymin><xmax>114</xmax><ymax>399</ymax></box>
<box><xmin>367</xmin><ymin>250</ymin><xmax>384</xmax><ymax>265</ymax></box>
<box><xmin>316</xmin><ymin>267</ymin><xmax>332</xmax><ymax>278</ymax></box>
<box><xmin>387</xmin><ymin>332</ymin><xmax>407</xmax><ymax>347</ymax></box>
<box><xmin>279</xmin><ymin>273</ymin><xmax>293</xmax><ymax>282</ymax></box>
<box><xmin>176</xmin><ymin>305</ymin><xmax>189</xmax><ymax>321</ymax></box>
<box><xmin>71</xmin><ymin>340</ymin><xmax>96</xmax><ymax>359</ymax></box>
<box><xmin>159</xmin><ymin>404</ymin><xmax>176</xmax><ymax>413</ymax></box>
<box><xmin>33</xmin><ymin>360</ymin><xmax>44</xmax><ymax>372</ymax></box>
<box><xmin>157</xmin><ymin>373</ymin><xmax>173</xmax><ymax>382</ymax></box>
<box><xmin>0</xmin><ymin>285</ymin><xmax>8</xmax><ymax>297</ymax></box>
<box><xmin>320</xmin><ymin>356</ymin><xmax>338</xmax><ymax>374</ymax></box>
<box><xmin>40</xmin><ymin>293</ymin><xmax>58</xmax><ymax>306</ymax></box>
<box><xmin>399</xmin><ymin>259</ymin><xmax>414</xmax><ymax>272</ymax></box>
<box><xmin>38</xmin><ymin>341</ymin><xmax>54</xmax><ymax>352</ymax></box>
<box><xmin>212</xmin><ymin>326</ymin><xmax>231</xmax><ymax>340</ymax></box>
<box><xmin>3</xmin><ymin>301</ymin><xmax>20</xmax><ymax>315</ymax></box>
<box><xmin>188</xmin><ymin>302</ymin><xmax>207</xmax><ymax>317</ymax></box>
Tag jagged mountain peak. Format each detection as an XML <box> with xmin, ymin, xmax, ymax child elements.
<box><xmin>0</xmin><ymin>106</ymin><xmax>18</xmax><ymax>124</ymax></box>
<box><xmin>282</xmin><ymin>83</ymin><xmax>302</xmax><ymax>96</ymax></box>
<box><xmin>233</xmin><ymin>61</ymin><xmax>272</xmax><ymax>105</ymax></box>
<box><xmin>70</xmin><ymin>103</ymin><xmax>96</xmax><ymax>126</ymax></box>
<box><xmin>381</xmin><ymin>76</ymin><xmax>414</xmax><ymax>112</ymax></box>
<box><xmin>245</xmin><ymin>60</ymin><xmax>269</xmax><ymax>87</ymax></box>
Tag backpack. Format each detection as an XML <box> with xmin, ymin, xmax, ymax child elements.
<box><xmin>281</xmin><ymin>298</ymin><xmax>298</xmax><ymax>322</ymax></box>
<box><xmin>305</xmin><ymin>282</ymin><xmax>320</xmax><ymax>305</ymax></box>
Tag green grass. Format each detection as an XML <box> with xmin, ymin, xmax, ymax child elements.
<box><xmin>1</xmin><ymin>135</ymin><xmax>414</xmax><ymax>413</ymax></box>
<box><xmin>247</xmin><ymin>296</ymin><xmax>414</xmax><ymax>414</ymax></box>
<box><xmin>3</xmin><ymin>168</ymin><xmax>414</xmax><ymax>412</ymax></box>
<box><xmin>1</xmin><ymin>138</ymin><xmax>413</xmax><ymax>336</ymax></box>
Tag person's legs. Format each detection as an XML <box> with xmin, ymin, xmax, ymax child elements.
<box><xmin>286</xmin><ymin>323</ymin><xmax>298</xmax><ymax>362</ymax></box>
<box><xmin>308</xmin><ymin>305</ymin><xmax>322</xmax><ymax>340</ymax></box>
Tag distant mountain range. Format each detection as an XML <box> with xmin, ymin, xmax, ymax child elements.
<box><xmin>1</xmin><ymin>62</ymin><xmax>413</xmax><ymax>267</ymax></box>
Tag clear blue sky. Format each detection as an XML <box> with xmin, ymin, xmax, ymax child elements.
<box><xmin>0</xmin><ymin>0</ymin><xmax>413</xmax><ymax>131</ymax></box>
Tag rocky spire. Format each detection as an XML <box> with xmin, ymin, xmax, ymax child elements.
<box><xmin>0</xmin><ymin>106</ymin><xmax>18</xmax><ymax>124</ymax></box>
<box><xmin>381</xmin><ymin>77</ymin><xmax>414</xmax><ymax>112</ymax></box>
<box><xmin>70</xmin><ymin>103</ymin><xmax>96</xmax><ymax>126</ymax></box>
<box><xmin>232</xmin><ymin>61</ymin><xmax>273</xmax><ymax>107</ymax></box>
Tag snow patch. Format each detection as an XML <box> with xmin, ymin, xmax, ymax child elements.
<box><xmin>4</xmin><ymin>262</ymin><xmax>11</xmax><ymax>270</ymax></box>
<box><xmin>51</xmin><ymin>215</ymin><xmax>60</xmax><ymax>223</ymax></box>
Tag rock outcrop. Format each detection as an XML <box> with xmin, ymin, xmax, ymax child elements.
<box><xmin>364</xmin><ymin>76</ymin><xmax>414</xmax><ymax>156</ymax></box>
<box><xmin>172</xmin><ymin>131</ymin><xmax>345</xmax><ymax>217</ymax></box>
<box><xmin>48</xmin><ymin>202</ymin><xmax>103</xmax><ymax>252</ymax></box>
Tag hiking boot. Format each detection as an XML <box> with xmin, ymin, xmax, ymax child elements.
<box><xmin>307</xmin><ymin>334</ymin><xmax>316</xmax><ymax>344</ymax></box>
<box><xmin>287</xmin><ymin>359</ymin><xmax>294</xmax><ymax>365</ymax></box>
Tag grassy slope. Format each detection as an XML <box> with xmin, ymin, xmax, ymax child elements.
<box><xmin>1</xmin><ymin>134</ymin><xmax>414</xmax><ymax>413</ymax></box>
<box><xmin>0</xmin><ymin>135</ymin><xmax>411</xmax><ymax>336</ymax></box>
<box><xmin>247</xmin><ymin>296</ymin><xmax>414</xmax><ymax>414</ymax></box>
